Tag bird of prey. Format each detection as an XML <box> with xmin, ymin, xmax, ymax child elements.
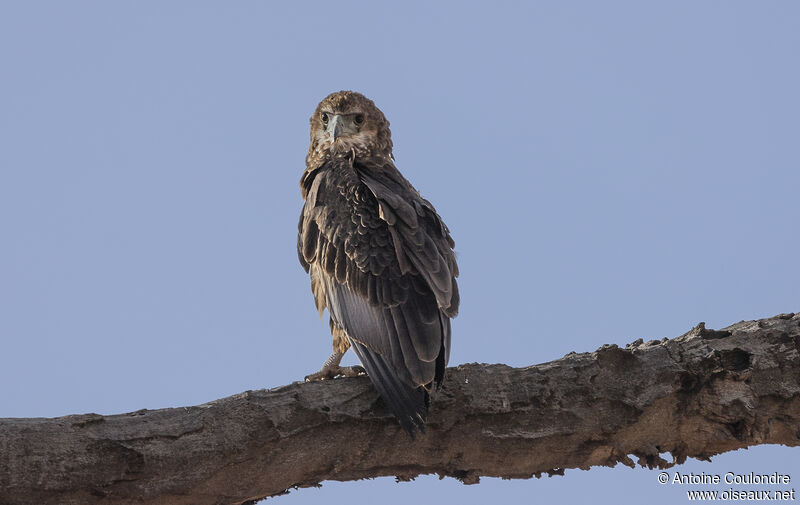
<box><xmin>297</xmin><ymin>91</ymin><xmax>459</xmax><ymax>434</ymax></box>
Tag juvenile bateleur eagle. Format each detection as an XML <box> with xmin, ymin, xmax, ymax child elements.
<box><xmin>297</xmin><ymin>91</ymin><xmax>459</xmax><ymax>434</ymax></box>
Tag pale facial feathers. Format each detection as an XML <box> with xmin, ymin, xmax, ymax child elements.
<box><xmin>306</xmin><ymin>90</ymin><xmax>394</xmax><ymax>167</ymax></box>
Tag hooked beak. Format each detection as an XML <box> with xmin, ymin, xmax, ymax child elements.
<box><xmin>325</xmin><ymin>114</ymin><xmax>359</xmax><ymax>141</ymax></box>
<box><xmin>327</xmin><ymin>115</ymin><xmax>344</xmax><ymax>141</ymax></box>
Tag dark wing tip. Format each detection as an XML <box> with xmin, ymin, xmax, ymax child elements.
<box><xmin>350</xmin><ymin>340</ymin><xmax>429</xmax><ymax>437</ymax></box>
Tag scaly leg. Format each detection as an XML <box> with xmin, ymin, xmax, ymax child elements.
<box><xmin>304</xmin><ymin>351</ymin><xmax>366</xmax><ymax>381</ymax></box>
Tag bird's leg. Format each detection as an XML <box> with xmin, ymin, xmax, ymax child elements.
<box><xmin>304</xmin><ymin>351</ymin><xmax>366</xmax><ymax>381</ymax></box>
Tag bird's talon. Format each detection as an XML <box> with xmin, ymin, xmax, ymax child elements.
<box><xmin>304</xmin><ymin>370</ymin><xmax>331</xmax><ymax>382</ymax></box>
<box><xmin>338</xmin><ymin>365</ymin><xmax>366</xmax><ymax>378</ymax></box>
<box><xmin>305</xmin><ymin>364</ymin><xmax>365</xmax><ymax>382</ymax></box>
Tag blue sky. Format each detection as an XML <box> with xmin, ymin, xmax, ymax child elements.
<box><xmin>1</xmin><ymin>1</ymin><xmax>798</xmax><ymax>503</ymax></box>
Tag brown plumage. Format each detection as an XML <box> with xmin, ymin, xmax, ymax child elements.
<box><xmin>297</xmin><ymin>91</ymin><xmax>459</xmax><ymax>434</ymax></box>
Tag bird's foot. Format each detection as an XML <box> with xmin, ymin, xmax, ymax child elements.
<box><xmin>305</xmin><ymin>364</ymin><xmax>366</xmax><ymax>381</ymax></box>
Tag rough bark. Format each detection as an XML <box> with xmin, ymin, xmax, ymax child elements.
<box><xmin>1</xmin><ymin>313</ymin><xmax>799</xmax><ymax>505</ymax></box>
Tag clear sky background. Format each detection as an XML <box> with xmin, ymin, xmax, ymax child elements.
<box><xmin>1</xmin><ymin>1</ymin><xmax>798</xmax><ymax>503</ymax></box>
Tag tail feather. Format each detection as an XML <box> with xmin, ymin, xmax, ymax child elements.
<box><xmin>350</xmin><ymin>339</ymin><xmax>428</xmax><ymax>436</ymax></box>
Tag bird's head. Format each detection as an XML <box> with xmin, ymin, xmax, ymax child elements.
<box><xmin>307</xmin><ymin>91</ymin><xmax>393</xmax><ymax>165</ymax></box>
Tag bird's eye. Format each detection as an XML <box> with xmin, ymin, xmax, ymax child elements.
<box><xmin>321</xmin><ymin>113</ymin><xmax>329</xmax><ymax>124</ymax></box>
<box><xmin>354</xmin><ymin>114</ymin><xmax>364</xmax><ymax>125</ymax></box>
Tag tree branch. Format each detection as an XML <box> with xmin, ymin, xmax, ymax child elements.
<box><xmin>2</xmin><ymin>313</ymin><xmax>799</xmax><ymax>505</ymax></box>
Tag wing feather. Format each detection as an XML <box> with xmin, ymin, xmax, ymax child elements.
<box><xmin>358</xmin><ymin>166</ymin><xmax>459</xmax><ymax>317</ymax></box>
<box><xmin>297</xmin><ymin>158</ymin><xmax>457</xmax><ymax>433</ymax></box>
